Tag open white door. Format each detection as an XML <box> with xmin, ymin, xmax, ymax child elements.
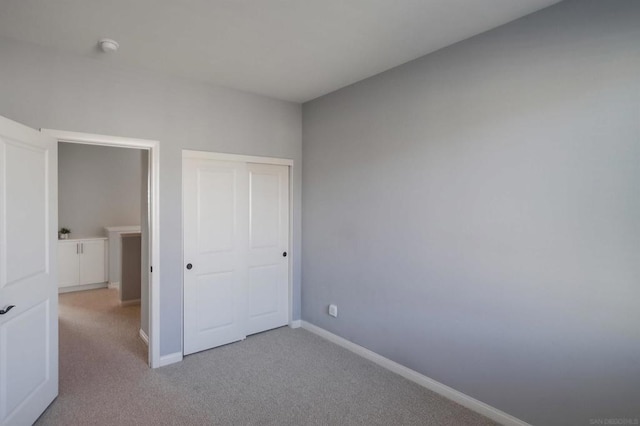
<box><xmin>0</xmin><ymin>116</ymin><xmax>58</xmax><ymax>425</ymax></box>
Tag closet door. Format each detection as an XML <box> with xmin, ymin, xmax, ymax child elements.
<box><xmin>183</xmin><ymin>158</ymin><xmax>249</xmax><ymax>355</ymax></box>
<box><xmin>246</xmin><ymin>163</ymin><xmax>289</xmax><ymax>336</ymax></box>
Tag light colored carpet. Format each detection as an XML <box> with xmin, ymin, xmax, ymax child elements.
<box><xmin>36</xmin><ymin>288</ymin><xmax>496</xmax><ymax>425</ymax></box>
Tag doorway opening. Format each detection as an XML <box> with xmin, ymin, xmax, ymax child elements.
<box><xmin>43</xmin><ymin>129</ymin><xmax>160</xmax><ymax>368</ymax></box>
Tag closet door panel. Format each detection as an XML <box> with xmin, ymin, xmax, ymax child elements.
<box><xmin>183</xmin><ymin>158</ymin><xmax>248</xmax><ymax>355</ymax></box>
<box><xmin>246</xmin><ymin>163</ymin><xmax>289</xmax><ymax>336</ymax></box>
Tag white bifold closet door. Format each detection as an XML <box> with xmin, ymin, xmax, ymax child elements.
<box><xmin>183</xmin><ymin>157</ymin><xmax>289</xmax><ymax>356</ymax></box>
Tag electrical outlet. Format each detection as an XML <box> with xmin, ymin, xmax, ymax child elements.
<box><xmin>328</xmin><ymin>304</ymin><xmax>338</xmax><ymax>318</ymax></box>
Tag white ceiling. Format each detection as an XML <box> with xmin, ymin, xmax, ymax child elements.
<box><xmin>0</xmin><ymin>0</ymin><xmax>561</xmax><ymax>102</ymax></box>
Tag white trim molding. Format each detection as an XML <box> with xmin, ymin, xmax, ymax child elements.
<box><xmin>182</xmin><ymin>149</ymin><xmax>293</xmax><ymax>166</ymax></box>
<box><xmin>158</xmin><ymin>352</ymin><xmax>183</xmax><ymax>368</ymax></box>
<box><xmin>42</xmin><ymin>129</ymin><xmax>157</xmax><ymax>150</ymax></box>
<box><xmin>139</xmin><ymin>329</ymin><xmax>149</xmax><ymax>346</ymax></box>
<box><xmin>58</xmin><ymin>282</ymin><xmax>107</xmax><ymax>294</ymax></box>
<box><xmin>42</xmin><ymin>128</ymin><xmax>162</xmax><ymax>369</ymax></box>
<box><xmin>108</xmin><ymin>281</ymin><xmax>120</xmax><ymax>290</ymax></box>
<box><xmin>301</xmin><ymin>321</ymin><xmax>531</xmax><ymax>426</ymax></box>
<box><xmin>287</xmin><ymin>165</ymin><xmax>294</xmax><ymax>328</ymax></box>
<box><xmin>289</xmin><ymin>320</ymin><xmax>302</xmax><ymax>329</ymax></box>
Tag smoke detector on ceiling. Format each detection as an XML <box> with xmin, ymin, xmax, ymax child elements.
<box><xmin>98</xmin><ymin>38</ymin><xmax>119</xmax><ymax>53</ymax></box>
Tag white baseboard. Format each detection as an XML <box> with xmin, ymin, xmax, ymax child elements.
<box><xmin>108</xmin><ymin>281</ymin><xmax>120</xmax><ymax>290</ymax></box>
<box><xmin>120</xmin><ymin>298</ymin><xmax>141</xmax><ymax>307</ymax></box>
<box><xmin>58</xmin><ymin>282</ymin><xmax>107</xmax><ymax>294</ymax></box>
<box><xmin>300</xmin><ymin>321</ymin><xmax>530</xmax><ymax>426</ymax></box>
<box><xmin>289</xmin><ymin>320</ymin><xmax>302</xmax><ymax>329</ymax></box>
<box><xmin>139</xmin><ymin>329</ymin><xmax>149</xmax><ymax>346</ymax></box>
<box><xmin>158</xmin><ymin>352</ymin><xmax>183</xmax><ymax>367</ymax></box>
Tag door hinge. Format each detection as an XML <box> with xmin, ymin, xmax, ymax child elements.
<box><xmin>150</xmin><ymin>266</ymin><xmax>153</xmax><ymax>273</ymax></box>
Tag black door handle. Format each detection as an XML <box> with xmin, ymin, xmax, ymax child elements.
<box><xmin>282</xmin><ymin>252</ymin><xmax>287</xmax><ymax>257</ymax></box>
<box><xmin>186</xmin><ymin>263</ymin><xmax>193</xmax><ymax>270</ymax></box>
<box><xmin>0</xmin><ymin>305</ymin><xmax>15</xmax><ymax>315</ymax></box>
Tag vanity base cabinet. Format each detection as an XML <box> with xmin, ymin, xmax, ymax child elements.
<box><xmin>58</xmin><ymin>238</ymin><xmax>107</xmax><ymax>291</ymax></box>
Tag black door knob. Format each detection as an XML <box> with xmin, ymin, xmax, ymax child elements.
<box><xmin>282</xmin><ymin>252</ymin><xmax>287</xmax><ymax>257</ymax></box>
<box><xmin>186</xmin><ymin>263</ymin><xmax>193</xmax><ymax>270</ymax></box>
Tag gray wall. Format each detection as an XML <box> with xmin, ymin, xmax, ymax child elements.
<box><xmin>0</xmin><ymin>36</ymin><xmax>302</xmax><ymax>356</ymax></box>
<box><xmin>58</xmin><ymin>142</ymin><xmax>142</xmax><ymax>238</ymax></box>
<box><xmin>121</xmin><ymin>234</ymin><xmax>142</xmax><ymax>302</ymax></box>
<box><xmin>302</xmin><ymin>1</ymin><xmax>640</xmax><ymax>425</ymax></box>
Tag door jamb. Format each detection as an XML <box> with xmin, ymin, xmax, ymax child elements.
<box><xmin>181</xmin><ymin>149</ymin><xmax>295</xmax><ymax>338</ymax></box>
<box><xmin>42</xmin><ymin>129</ymin><xmax>161</xmax><ymax>368</ymax></box>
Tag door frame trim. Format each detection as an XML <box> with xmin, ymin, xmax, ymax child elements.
<box><xmin>182</xmin><ymin>150</ymin><xmax>293</xmax><ymax>167</ymax></box>
<box><xmin>181</xmin><ymin>150</ymin><xmax>295</xmax><ymax>343</ymax></box>
<box><xmin>42</xmin><ymin>129</ymin><xmax>162</xmax><ymax>368</ymax></box>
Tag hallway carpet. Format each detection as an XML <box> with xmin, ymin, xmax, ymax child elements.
<box><xmin>37</xmin><ymin>288</ymin><xmax>496</xmax><ymax>425</ymax></box>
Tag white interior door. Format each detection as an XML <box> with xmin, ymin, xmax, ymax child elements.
<box><xmin>0</xmin><ymin>115</ymin><xmax>58</xmax><ymax>425</ymax></box>
<box><xmin>246</xmin><ymin>163</ymin><xmax>289</xmax><ymax>336</ymax></box>
<box><xmin>183</xmin><ymin>158</ymin><xmax>248</xmax><ymax>355</ymax></box>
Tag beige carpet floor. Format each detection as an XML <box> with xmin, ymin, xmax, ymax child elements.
<box><xmin>36</xmin><ymin>288</ymin><xmax>496</xmax><ymax>425</ymax></box>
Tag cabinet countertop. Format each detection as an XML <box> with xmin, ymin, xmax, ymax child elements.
<box><xmin>58</xmin><ymin>237</ymin><xmax>108</xmax><ymax>242</ymax></box>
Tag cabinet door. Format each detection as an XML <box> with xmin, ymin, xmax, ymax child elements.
<box><xmin>58</xmin><ymin>241</ymin><xmax>80</xmax><ymax>287</ymax></box>
<box><xmin>79</xmin><ymin>240</ymin><xmax>106</xmax><ymax>285</ymax></box>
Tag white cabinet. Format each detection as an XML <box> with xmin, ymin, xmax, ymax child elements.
<box><xmin>58</xmin><ymin>238</ymin><xmax>107</xmax><ymax>289</ymax></box>
<box><xmin>79</xmin><ymin>239</ymin><xmax>108</xmax><ymax>285</ymax></box>
<box><xmin>58</xmin><ymin>240</ymin><xmax>81</xmax><ymax>287</ymax></box>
